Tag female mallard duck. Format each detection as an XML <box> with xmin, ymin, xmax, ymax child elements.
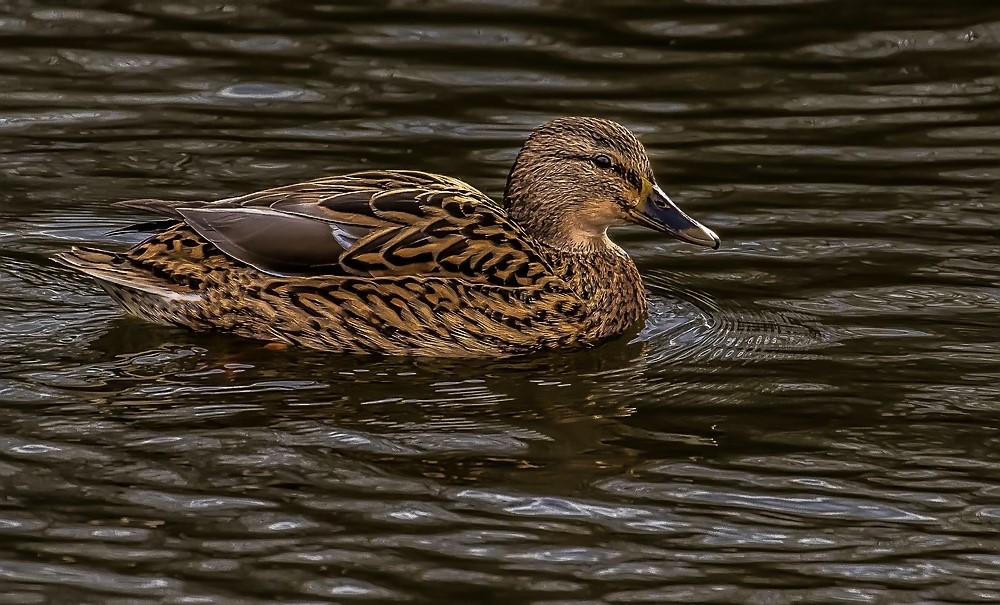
<box><xmin>56</xmin><ymin>117</ymin><xmax>720</xmax><ymax>356</ymax></box>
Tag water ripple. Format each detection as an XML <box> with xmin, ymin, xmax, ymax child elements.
<box><xmin>1</xmin><ymin>0</ymin><xmax>999</xmax><ymax>603</ymax></box>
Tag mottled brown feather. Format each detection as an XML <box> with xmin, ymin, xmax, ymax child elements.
<box><xmin>54</xmin><ymin>117</ymin><xmax>718</xmax><ymax>357</ymax></box>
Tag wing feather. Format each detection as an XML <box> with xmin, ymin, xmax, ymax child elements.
<box><xmin>119</xmin><ymin>170</ymin><xmax>559</xmax><ymax>288</ymax></box>
<box><xmin>175</xmin><ymin>207</ymin><xmax>346</xmax><ymax>275</ymax></box>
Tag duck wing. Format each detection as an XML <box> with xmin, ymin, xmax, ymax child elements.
<box><xmin>117</xmin><ymin>170</ymin><xmax>559</xmax><ymax>288</ymax></box>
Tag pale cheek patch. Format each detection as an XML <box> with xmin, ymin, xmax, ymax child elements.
<box><xmin>574</xmin><ymin>198</ymin><xmax>626</xmax><ymax>233</ymax></box>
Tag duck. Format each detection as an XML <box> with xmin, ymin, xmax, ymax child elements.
<box><xmin>55</xmin><ymin>117</ymin><xmax>721</xmax><ymax>357</ymax></box>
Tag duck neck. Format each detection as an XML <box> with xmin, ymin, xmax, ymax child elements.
<box><xmin>539</xmin><ymin>239</ymin><xmax>648</xmax><ymax>340</ymax></box>
<box><xmin>504</xmin><ymin>183</ymin><xmax>614</xmax><ymax>254</ymax></box>
<box><xmin>505</xmin><ymin>196</ymin><xmax>605</xmax><ymax>253</ymax></box>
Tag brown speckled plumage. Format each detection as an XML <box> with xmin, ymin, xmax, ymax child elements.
<box><xmin>55</xmin><ymin>117</ymin><xmax>720</xmax><ymax>356</ymax></box>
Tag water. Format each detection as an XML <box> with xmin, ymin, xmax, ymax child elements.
<box><xmin>1</xmin><ymin>1</ymin><xmax>999</xmax><ymax>602</ymax></box>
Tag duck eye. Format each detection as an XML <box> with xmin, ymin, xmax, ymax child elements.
<box><xmin>592</xmin><ymin>154</ymin><xmax>613</xmax><ymax>169</ymax></box>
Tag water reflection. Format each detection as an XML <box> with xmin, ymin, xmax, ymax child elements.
<box><xmin>1</xmin><ymin>0</ymin><xmax>999</xmax><ymax>602</ymax></box>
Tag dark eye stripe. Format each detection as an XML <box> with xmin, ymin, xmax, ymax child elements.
<box><xmin>561</xmin><ymin>153</ymin><xmax>644</xmax><ymax>191</ymax></box>
<box><xmin>612</xmin><ymin>164</ymin><xmax>643</xmax><ymax>191</ymax></box>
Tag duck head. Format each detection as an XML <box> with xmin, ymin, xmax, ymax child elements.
<box><xmin>503</xmin><ymin>117</ymin><xmax>721</xmax><ymax>252</ymax></box>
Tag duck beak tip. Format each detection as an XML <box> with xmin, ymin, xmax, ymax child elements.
<box><xmin>634</xmin><ymin>184</ymin><xmax>721</xmax><ymax>250</ymax></box>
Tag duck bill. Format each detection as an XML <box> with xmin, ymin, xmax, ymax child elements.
<box><xmin>629</xmin><ymin>183</ymin><xmax>721</xmax><ymax>249</ymax></box>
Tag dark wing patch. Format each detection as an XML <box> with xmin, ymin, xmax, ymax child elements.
<box><xmin>177</xmin><ymin>207</ymin><xmax>347</xmax><ymax>275</ymax></box>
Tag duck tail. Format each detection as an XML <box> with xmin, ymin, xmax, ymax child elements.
<box><xmin>114</xmin><ymin>198</ymin><xmax>190</xmax><ymax>218</ymax></box>
<box><xmin>53</xmin><ymin>246</ymin><xmax>204</xmax><ymax>326</ymax></box>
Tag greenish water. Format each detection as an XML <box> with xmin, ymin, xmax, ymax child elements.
<box><xmin>1</xmin><ymin>1</ymin><xmax>999</xmax><ymax>603</ymax></box>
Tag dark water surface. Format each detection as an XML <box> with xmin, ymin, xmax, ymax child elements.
<box><xmin>2</xmin><ymin>1</ymin><xmax>999</xmax><ymax>603</ymax></box>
